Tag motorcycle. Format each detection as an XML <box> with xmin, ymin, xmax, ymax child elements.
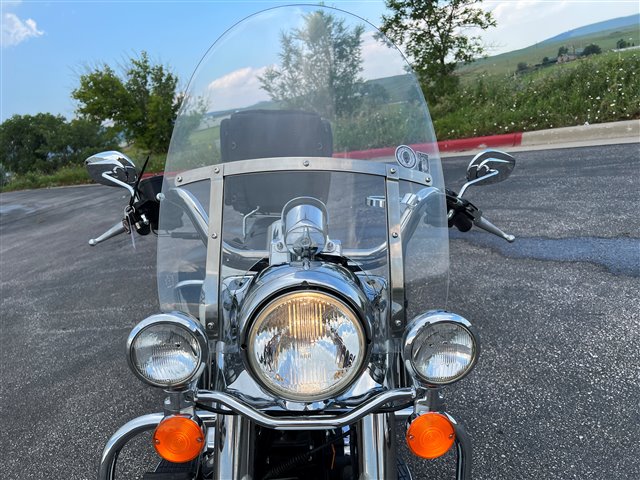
<box><xmin>87</xmin><ymin>5</ymin><xmax>516</xmax><ymax>479</ymax></box>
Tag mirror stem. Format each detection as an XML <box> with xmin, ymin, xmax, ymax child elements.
<box><xmin>102</xmin><ymin>171</ymin><xmax>136</xmax><ymax>197</ymax></box>
<box><xmin>458</xmin><ymin>169</ymin><xmax>499</xmax><ymax>198</ymax></box>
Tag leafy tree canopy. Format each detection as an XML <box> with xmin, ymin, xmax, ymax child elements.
<box><xmin>72</xmin><ymin>51</ymin><xmax>181</xmax><ymax>153</ymax></box>
<box><xmin>616</xmin><ymin>39</ymin><xmax>629</xmax><ymax>49</ymax></box>
<box><xmin>558</xmin><ymin>46</ymin><xmax>569</xmax><ymax>56</ymax></box>
<box><xmin>582</xmin><ymin>44</ymin><xmax>602</xmax><ymax>56</ymax></box>
<box><xmin>0</xmin><ymin>114</ymin><xmax>116</xmax><ymax>175</ymax></box>
<box><xmin>380</xmin><ymin>0</ymin><xmax>495</xmax><ymax>102</ymax></box>
<box><xmin>259</xmin><ymin>10</ymin><xmax>365</xmax><ymax>119</ymax></box>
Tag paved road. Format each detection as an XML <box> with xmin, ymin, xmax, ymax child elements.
<box><xmin>1</xmin><ymin>143</ymin><xmax>638</xmax><ymax>479</ymax></box>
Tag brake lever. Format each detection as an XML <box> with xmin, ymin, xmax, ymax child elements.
<box><xmin>88</xmin><ymin>221</ymin><xmax>127</xmax><ymax>246</ymax></box>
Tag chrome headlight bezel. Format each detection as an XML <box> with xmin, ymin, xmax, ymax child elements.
<box><xmin>238</xmin><ymin>263</ymin><xmax>374</xmax><ymax>404</ymax></box>
<box><xmin>126</xmin><ymin>312</ymin><xmax>209</xmax><ymax>389</ymax></box>
<box><xmin>245</xmin><ymin>289</ymin><xmax>368</xmax><ymax>402</ymax></box>
<box><xmin>403</xmin><ymin>311</ymin><xmax>479</xmax><ymax>386</ymax></box>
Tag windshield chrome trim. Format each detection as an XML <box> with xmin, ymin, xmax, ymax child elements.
<box><xmin>173</xmin><ymin>157</ymin><xmax>432</xmax><ymax>186</ymax></box>
<box><xmin>201</xmin><ymin>165</ymin><xmax>225</xmax><ymax>339</ymax></box>
<box><xmin>385</xmin><ymin>164</ymin><xmax>405</xmax><ymax>333</ymax></box>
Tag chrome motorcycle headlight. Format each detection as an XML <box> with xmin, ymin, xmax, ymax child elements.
<box><xmin>247</xmin><ymin>291</ymin><xmax>366</xmax><ymax>402</ymax></box>
<box><xmin>403</xmin><ymin>311</ymin><xmax>479</xmax><ymax>385</ymax></box>
<box><xmin>127</xmin><ymin>313</ymin><xmax>208</xmax><ymax>388</ymax></box>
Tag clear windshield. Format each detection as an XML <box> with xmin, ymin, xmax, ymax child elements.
<box><xmin>158</xmin><ymin>5</ymin><xmax>448</xmax><ymax>319</ymax></box>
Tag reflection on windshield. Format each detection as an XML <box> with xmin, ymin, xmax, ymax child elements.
<box><xmin>166</xmin><ymin>6</ymin><xmax>437</xmax><ymax>170</ymax></box>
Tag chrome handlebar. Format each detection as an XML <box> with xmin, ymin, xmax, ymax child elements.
<box><xmin>165</xmin><ymin>185</ymin><xmax>440</xmax><ymax>267</ymax></box>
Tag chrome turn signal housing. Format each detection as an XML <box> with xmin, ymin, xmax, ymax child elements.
<box><xmin>403</xmin><ymin>311</ymin><xmax>479</xmax><ymax>386</ymax></box>
<box><xmin>127</xmin><ymin>312</ymin><xmax>209</xmax><ymax>388</ymax></box>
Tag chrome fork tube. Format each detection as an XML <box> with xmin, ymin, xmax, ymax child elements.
<box><xmin>356</xmin><ymin>413</ymin><xmax>397</xmax><ymax>480</ymax></box>
<box><xmin>214</xmin><ymin>414</ymin><xmax>254</xmax><ymax>479</ymax></box>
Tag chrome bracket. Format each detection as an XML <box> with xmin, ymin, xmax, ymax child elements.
<box><xmin>201</xmin><ymin>165</ymin><xmax>225</xmax><ymax>338</ymax></box>
<box><xmin>385</xmin><ymin>164</ymin><xmax>405</xmax><ymax>333</ymax></box>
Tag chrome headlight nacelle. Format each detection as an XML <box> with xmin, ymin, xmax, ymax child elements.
<box><xmin>403</xmin><ymin>311</ymin><xmax>479</xmax><ymax>386</ymax></box>
<box><xmin>126</xmin><ymin>312</ymin><xmax>209</xmax><ymax>388</ymax></box>
<box><xmin>239</xmin><ymin>263</ymin><xmax>372</xmax><ymax>403</ymax></box>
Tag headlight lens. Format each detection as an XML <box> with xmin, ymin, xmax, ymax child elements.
<box><xmin>127</xmin><ymin>313</ymin><xmax>208</xmax><ymax>388</ymax></box>
<box><xmin>404</xmin><ymin>312</ymin><xmax>478</xmax><ymax>385</ymax></box>
<box><xmin>247</xmin><ymin>291</ymin><xmax>366</xmax><ymax>402</ymax></box>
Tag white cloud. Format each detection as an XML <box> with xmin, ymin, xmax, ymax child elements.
<box><xmin>207</xmin><ymin>66</ymin><xmax>270</xmax><ymax>111</ymax></box>
<box><xmin>361</xmin><ymin>30</ymin><xmax>408</xmax><ymax>80</ymax></box>
<box><xmin>1</xmin><ymin>12</ymin><xmax>44</xmax><ymax>48</ymax></box>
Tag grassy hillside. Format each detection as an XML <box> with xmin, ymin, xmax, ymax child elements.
<box><xmin>459</xmin><ymin>25</ymin><xmax>640</xmax><ymax>78</ymax></box>
<box><xmin>433</xmin><ymin>50</ymin><xmax>640</xmax><ymax>140</ymax></box>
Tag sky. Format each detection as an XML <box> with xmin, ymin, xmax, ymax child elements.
<box><xmin>1</xmin><ymin>0</ymin><xmax>639</xmax><ymax>121</ymax></box>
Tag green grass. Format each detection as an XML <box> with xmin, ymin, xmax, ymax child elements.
<box><xmin>433</xmin><ymin>50</ymin><xmax>640</xmax><ymax>140</ymax></box>
<box><xmin>459</xmin><ymin>25</ymin><xmax>640</xmax><ymax>79</ymax></box>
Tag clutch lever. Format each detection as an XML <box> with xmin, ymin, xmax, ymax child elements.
<box><xmin>446</xmin><ymin>189</ymin><xmax>515</xmax><ymax>243</ymax></box>
<box><xmin>473</xmin><ymin>215</ymin><xmax>515</xmax><ymax>243</ymax></box>
<box><xmin>89</xmin><ymin>221</ymin><xmax>127</xmax><ymax>246</ymax></box>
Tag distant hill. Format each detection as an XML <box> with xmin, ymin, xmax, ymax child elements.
<box><xmin>459</xmin><ymin>14</ymin><xmax>640</xmax><ymax>78</ymax></box>
<box><xmin>541</xmin><ymin>14</ymin><xmax>639</xmax><ymax>44</ymax></box>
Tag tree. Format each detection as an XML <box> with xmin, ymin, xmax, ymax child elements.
<box><xmin>0</xmin><ymin>114</ymin><xmax>115</xmax><ymax>174</ymax></box>
<box><xmin>558</xmin><ymin>46</ymin><xmax>569</xmax><ymax>56</ymax></box>
<box><xmin>361</xmin><ymin>82</ymin><xmax>391</xmax><ymax>107</ymax></box>
<box><xmin>542</xmin><ymin>56</ymin><xmax>551</xmax><ymax>65</ymax></box>
<box><xmin>517</xmin><ymin>62</ymin><xmax>528</xmax><ymax>72</ymax></box>
<box><xmin>380</xmin><ymin>0</ymin><xmax>495</xmax><ymax>102</ymax></box>
<box><xmin>582</xmin><ymin>44</ymin><xmax>602</xmax><ymax>56</ymax></box>
<box><xmin>73</xmin><ymin>52</ymin><xmax>181</xmax><ymax>153</ymax></box>
<box><xmin>259</xmin><ymin>10</ymin><xmax>365</xmax><ymax>119</ymax></box>
<box><xmin>616</xmin><ymin>39</ymin><xmax>628</xmax><ymax>49</ymax></box>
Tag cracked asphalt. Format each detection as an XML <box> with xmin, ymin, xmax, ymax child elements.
<box><xmin>1</xmin><ymin>142</ymin><xmax>638</xmax><ymax>479</ymax></box>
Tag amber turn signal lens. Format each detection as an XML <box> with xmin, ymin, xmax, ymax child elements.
<box><xmin>406</xmin><ymin>412</ymin><xmax>455</xmax><ymax>459</ymax></box>
<box><xmin>153</xmin><ymin>415</ymin><xmax>204</xmax><ymax>463</ymax></box>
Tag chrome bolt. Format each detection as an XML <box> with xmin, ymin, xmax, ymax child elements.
<box><xmin>394</xmin><ymin>319</ymin><xmax>402</xmax><ymax>327</ymax></box>
<box><xmin>392</xmin><ymin>232</ymin><xmax>399</xmax><ymax>238</ymax></box>
<box><xmin>408</xmin><ymin>434</ymin><xmax>414</xmax><ymax>440</ymax></box>
<box><xmin>154</xmin><ymin>439</ymin><xmax>161</xmax><ymax>445</ymax></box>
<box><xmin>326</xmin><ymin>242</ymin><xmax>334</xmax><ymax>251</ymax></box>
<box><xmin>211</xmin><ymin>233</ymin><xmax>218</xmax><ymax>239</ymax></box>
<box><xmin>276</xmin><ymin>241</ymin><xmax>284</xmax><ymax>251</ymax></box>
<box><xmin>176</xmin><ymin>176</ymin><xmax>183</xmax><ymax>183</ymax></box>
<box><xmin>303</xmin><ymin>160</ymin><xmax>310</xmax><ymax>167</ymax></box>
<box><xmin>214</xmin><ymin>167</ymin><xmax>220</xmax><ymax>173</ymax></box>
<box><xmin>207</xmin><ymin>322</ymin><xmax>215</xmax><ymax>330</ymax></box>
<box><xmin>390</xmin><ymin>168</ymin><xmax>397</xmax><ymax>174</ymax></box>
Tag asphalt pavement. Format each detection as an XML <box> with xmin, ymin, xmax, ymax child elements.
<box><xmin>1</xmin><ymin>142</ymin><xmax>638</xmax><ymax>479</ymax></box>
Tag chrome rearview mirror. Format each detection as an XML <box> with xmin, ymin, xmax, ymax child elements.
<box><xmin>459</xmin><ymin>150</ymin><xmax>515</xmax><ymax>197</ymax></box>
<box><xmin>85</xmin><ymin>151</ymin><xmax>138</xmax><ymax>195</ymax></box>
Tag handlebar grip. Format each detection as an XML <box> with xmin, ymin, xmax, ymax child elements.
<box><xmin>89</xmin><ymin>222</ymin><xmax>127</xmax><ymax>246</ymax></box>
<box><xmin>473</xmin><ymin>216</ymin><xmax>515</xmax><ymax>243</ymax></box>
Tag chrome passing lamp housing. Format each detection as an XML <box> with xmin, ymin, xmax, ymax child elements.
<box><xmin>403</xmin><ymin>311</ymin><xmax>479</xmax><ymax>386</ymax></box>
<box><xmin>240</xmin><ymin>264</ymin><xmax>371</xmax><ymax>403</ymax></box>
<box><xmin>127</xmin><ymin>312</ymin><xmax>209</xmax><ymax>388</ymax></box>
